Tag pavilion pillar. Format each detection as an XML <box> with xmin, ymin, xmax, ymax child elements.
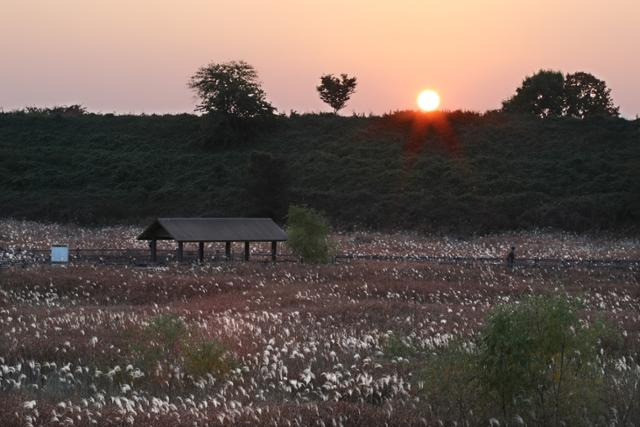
<box><xmin>150</xmin><ymin>240</ymin><xmax>157</xmax><ymax>263</ymax></box>
<box><xmin>198</xmin><ymin>242</ymin><xmax>204</xmax><ymax>263</ymax></box>
<box><xmin>177</xmin><ymin>241</ymin><xmax>184</xmax><ymax>262</ymax></box>
<box><xmin>271</xmin><ymin>241</ymin><xmax>277</xmax><ymax>262</ymax></box>
<box><xmin>225</xmin><ymin>242</ymin><xmax>231</xmax><ymax>260</ymax></box>
<box><xmin>244</xmin><ymin>241</ymin><xmax>250</xmax><ymax>261</ymax></box>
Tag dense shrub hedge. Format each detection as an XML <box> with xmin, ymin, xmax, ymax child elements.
<box><xmin>1</xmin><ymin>111</ymin><xmax>638</xmax><ymax>233</ymax></box>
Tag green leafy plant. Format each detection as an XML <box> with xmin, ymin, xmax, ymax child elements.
<box><xmin>419</xmin><ymin>295</ymin><xmax>618</xmax><ymax>425</ymax></box>
<box><xmin>286</xmin><ymin>205</ymin><xmax>333</xmax><ymax>263</ymax></box>
<box><xmin>184</xmin><ymin>340</ymin><xmax>237</xmax><ymax>378</ymax></box>
<box><xmin>420</xmin><ymin>340</ymin><xmax>480</xmax><ymax>424</ymax></box>
<box><xmin>383</xmin><ymin>334</ymin><xmax>420</xmax><ymax>359</ymax></box>
<box><xmin>130</xmin><ymin>314</ymin><xmax>237</xmax><ymax>381</ymax></box>
<box><xmin>132</xmin><ymin>314</ymin><xmax>188</xmax><ymax>373</ymax></box>
<box><xmin>478</xmin><ymin>295</ymin><xmax>609</xmax><ymax>424</ymax></box>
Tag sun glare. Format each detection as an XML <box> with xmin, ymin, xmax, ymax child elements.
<box><xmin>417</xmin><ymin>89</ymin><xmax>441</xmax><ymax>112</ymax></box>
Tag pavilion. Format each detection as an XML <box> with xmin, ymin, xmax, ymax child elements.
<box><xmin>137</xmin><ymin>218</ymin><xmax>288</xmax><ymax>262</ymax></box>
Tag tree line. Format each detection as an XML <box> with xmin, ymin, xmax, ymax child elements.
<box><xmin>188</xmin><ymin>60</ymin><xmax>620</xmax><ymax>122</ymax></box>
<box><xmin>3</xmin><ymin>61</ymin><xmax>621</xmax><ymax>127</ymax></box>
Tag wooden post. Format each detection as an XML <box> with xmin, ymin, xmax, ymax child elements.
<box><xmin>198</xmin><ymin>242</ymin><xmax>204</xmax><ymax>263</ymax></box>
<box><xmin>244</xmin><ymin>241</ymin><xmax>250</xmax><ymax>261</ymax></box>
<box><xmin>271</xmin><ymin>241</ymin><xmax>277</xmax><ymax>262</ymax></box>
<box><xmin>225</xmin><ymin>242</ymin><xmax>231</xmax><ymax>260</ymax></box>
<box><xmin>150</xmin><ymin>240</ymin><xmax>157</xmax><ymax>263</ymax></box>
<box><xmin>177</xmin><ymin>241</ymin><xmax>184</xmax><ymax>262</ymax></box>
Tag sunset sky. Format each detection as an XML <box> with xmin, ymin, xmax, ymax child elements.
<box><xmin>1</xmin><ymin>0</ymin><xmax>638</xmax><ymax>116</ymax></box>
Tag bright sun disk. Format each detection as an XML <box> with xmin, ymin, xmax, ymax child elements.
<box><xmin>417</xmin><ymin>89</ymin><xmax>441</xmax><ymax>112</ymax></box>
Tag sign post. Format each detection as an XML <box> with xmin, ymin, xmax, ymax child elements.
<box><xmin>51</xmin><ymin>245</ymin><xmax>69</xmax><ymax>264</ymax></box>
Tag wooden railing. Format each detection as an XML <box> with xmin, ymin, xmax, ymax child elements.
<box><xmin>1</xmin><ymin>248</ymin><xmax>639</xmax><ymax>270</ymax></box>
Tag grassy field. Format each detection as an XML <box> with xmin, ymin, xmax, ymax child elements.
<box><xmin>0</xmin><ymin>223</ymin><xmax>639</xmax><ymax>425</ymax></box>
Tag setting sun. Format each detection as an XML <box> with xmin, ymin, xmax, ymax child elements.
<box><xmin>417</xmin><ymin>89</ymin><xmax>441</xmax><ymax>112</ymax></box>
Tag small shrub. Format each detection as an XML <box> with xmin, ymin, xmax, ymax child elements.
<box><xmin>477</xmin><ymin>295</ymin><xmax>608</xmax><ymax>424</ymax></box>
<box><xmin>128</xmin><ymin>315</ymin><xmax>238</xmax><ymax>383</ymax></box>
<box><xmin>420</xmin><ymin>340</ymin><xmax>480</xmax><ymax>423</ymax></box>
<box><xmin>146</xmin><ymin>314</ymin><xmax>187</xmax><ymax>353</ymax></box>
<box><xmin>286</xmin><ymin>205</ymin><xmax>333</xmax><ymax>263</ymax></box>
<box><xmin>131</xmin><ymin>314</ymin><xmax>188</xmax><ymax>373</ymax></box>
<box><xmin>184</xmin><ymin>340</ymin><xmax>237</xmax><ymax>379</ymax></box>
<box><xmin>383</xmin><ymin>335</ymin><xmax>420</xmax><ymax>359</ymax></box>
<box><xmin>419</xmin><ymin>295</ymin><xmax>618</xmax><ymax>425</ymax></box>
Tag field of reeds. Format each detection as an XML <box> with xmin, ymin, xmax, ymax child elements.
<box><xmin>0</xmin><ymin>221</ymin><xmax>639</xmax><ymax>425</ymax></box>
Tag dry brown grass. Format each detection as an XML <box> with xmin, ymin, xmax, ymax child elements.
<box><xmin>0</xmin><ymin>225</ymin><xmax>639</xmax><ymax>425</ymax></box>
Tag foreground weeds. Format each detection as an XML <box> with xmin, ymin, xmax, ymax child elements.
<box><xmin>0</xmin><ymin>231</ymin><xmax>639</xmax><ymax>425</ymax></box>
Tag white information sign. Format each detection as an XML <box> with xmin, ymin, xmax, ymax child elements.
<box><xmin>51</xmin><ymin>245</ymin><xmax>69</xmax><ymax>263</ymax></box>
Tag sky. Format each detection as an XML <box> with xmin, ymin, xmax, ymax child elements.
<box><xmin>1</xmin><ymin>0</ymin><xmax>639</xmax><ymax>117</ymax></box>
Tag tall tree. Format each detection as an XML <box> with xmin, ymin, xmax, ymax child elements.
<box><xmin>564</xmin><ymin>72</ymin><xmax>619</xmax><ymax>118</ymax></box>
<box><xmin>188</xmin><ymin>60</ymin><xmax>274</xmax><ymax>119</ymax></box>
<box><xmin>502</xmin><ymin>70</ymin><xmax>619</xmax><ymax>119</ymax></box>
<box><xmin>316</xmin><ymin>74</ymin><xmax>357</xmax><ymax>113</ymax></box>
<box><xmin>502</xmin><ymin>70</ymin><xmax>566</xmax><ymax>118</ymax></box>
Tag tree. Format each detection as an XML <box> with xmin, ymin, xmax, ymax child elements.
<box><xmin>502</xmin><ymin>69</ymin><xmax>619</xmax><ymax>119</ymax></box>
<box><xmin>286</xmin><ymin>205</ymin><xmax>333</xmax><ymax>263</ymax></box>
<box><xmin>188</xmin><ymin>60</ymin><xmax>274</xmax><ymax>119</ymax></box>
<box><xmin>316</xmin><ymin>73</ymin><xmax>357</xmax><ymax>113</ymax></box>
<box><xmin>564</xmin><ymin>72</ymin><xmax>619</xmax><ymax>118</ymax></box>
<box><xmin>502</xmin><ymin>70</ymin><xmax>566</xmax><ymax>118</ymax></box>
<box><xmin>245</xmin><ymin>151</ymin><xmax>290</xmax><ymax>222</ymax></box>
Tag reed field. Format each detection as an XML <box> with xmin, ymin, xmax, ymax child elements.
<box><xmin>1</xmin><ymin>221</ymin><xmax>639</xmax><ymax>425</ymax></box>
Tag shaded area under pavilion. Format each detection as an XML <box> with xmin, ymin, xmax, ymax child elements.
<box><xmin>137</xmin><ymin>218</ymin><xmax>287</xmax><ymax>263</ymax></box>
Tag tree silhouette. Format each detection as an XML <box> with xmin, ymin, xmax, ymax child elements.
<box><xmin>502</xmin><ymin>70</ymin><xmax>619</xmax><ymax>119</ymax></box>
<box><xmin>564</xmin><ymin>72</ymin><xmax>619</xmax><ymax>118</ymax></box>
<box><xmin>316</xmin><ymin>74</ymin><xmax>357</xmax><ymax>113</ymax></box>
<box><xmin>188</xmin><ymin>60</ymin><xmax>274</xmax><ymax>119</ymax></box>
<box><xmin>502</xmin><ymin>70</ymin><xmax>565</xmax><ymax>118</ymax></box>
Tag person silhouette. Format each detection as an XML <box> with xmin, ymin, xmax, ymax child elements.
<box><xmin>506</xmin><ymin>246</ymin><xmax>516</xmax><ymax>269</ymax></box>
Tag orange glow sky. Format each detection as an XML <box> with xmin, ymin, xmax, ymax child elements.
<box><xmin>1</xmin><ymin>0</ymin><xmax>638</xmax><ymax>116</ymax></box>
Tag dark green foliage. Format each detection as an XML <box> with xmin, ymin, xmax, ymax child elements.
<box><xmin>419</xmin><ymin>296</ymin><xmax>621</xmax><ymax>425</ymax></box>
<box><xmin>188</xmin><ymin>60</ymin><xmax>274</xmax><ymax>118</ymax></box>
<box><xmin>503</xmin><ymin>70</ymin><xmax>566</xmax><ymax>118</ymax></box>
<box><xmin>565</xmin><ymin>72</ymin><xmax>619</xmax><ymax>118</ymax></box>
<box><xmin>188</xmin><ymin>61</ymin><xmax>276</xmax><ymax>147</ymax></box>
<box><xmin>503</xmin><ymin>69</ymin><xmax>619</xmax><ymax>119</ymax></box>
<box><xmin>383</xmin><ymin>335</ymin><xmax>420</xmax><ymax>359</ymax></box>
<box><xmin>0</xmin><ymin>111</ymin><xmax>637</xmax><ymax>233</ymax></box>
<box><xmin>478</xmin><ymin>296</ymin><xmax>608</xmax><ymax>424</ymax></box>
<box><xmin>245</xmin><ymin>151</ymin><xmax>290</xmax><ymax>222</ymax></box>
<box><xmin>131</xmin><ymin>314</ymin><xmax>188</xmax><ymax>372</ymax></box>
<box><xmin>184</xmin><ymin>340</ymin><xmax>238</xmax><ymax>378</ymax></box>
<box><xmin>18</xmin><ymin>105</ymin><xmax>87</xmax><ymax>117</ymax></box>
<box><xmin>146</xmin><ymin>314</ymin><xmax>187</xmax><ymax>352</ymax></box>
<box><xmin>316</xmin><ymin>74</ymin><xmax>357</xmax><ymax>113</ymax></box>
<box><xmin>286</xmin><ymin>205</ymin><xmax>332</xmax><ymax>263</ymax></box>
<box><xmin>131</xmin><ymin>314</ymin><xmax>236</xmax><ymax>380</ymax></box>
<box><xmin>420</xmin><ymin>340</ymin><xmax>479</xmax><ymax>424</ymax></box>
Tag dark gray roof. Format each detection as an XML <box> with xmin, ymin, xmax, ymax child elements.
<box><xmin>137</xmin><ymin>218</ymin><xmax>287</xmax><ymax>242</ymax></box>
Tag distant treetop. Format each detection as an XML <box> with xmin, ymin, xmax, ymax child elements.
<box><xmin>316</xmin><ymin>73</ymin><xmax>357</xmax><ymax>114</ymax></box>
<box><xmin>502</xmin><ymin>70</ymin><xmax>619</xmax><ymax>119</ymax></box>
<box><xmin>188</xmin><ymin>60</ymin><xmax>274</xmax><ymax>119</ymax></box>
<box><xmin>6</xmin><ymin>104</ymin><xmax>88</xmax><ymax>117</ymax></box>
<box><xmin>564</xmin><ymin>72</ymin><xmax>619</xmax><ymax>118</ymax></box>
